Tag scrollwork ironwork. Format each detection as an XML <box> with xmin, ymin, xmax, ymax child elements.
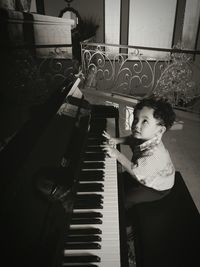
<box><xmin>81</xmin><ymin>42</ymin><xmax>165</xmax><ymax>98</ymax></box>
<box><xmin>81</xmin><ymin>41</ymin><xmax>200</xmax><ymax>112</ymax></box>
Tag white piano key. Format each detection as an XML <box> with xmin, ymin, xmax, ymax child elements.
<box><xmin>64</xmin><ymin>118</ymin><xmax>122</xmax><ymax>267</ymax></box>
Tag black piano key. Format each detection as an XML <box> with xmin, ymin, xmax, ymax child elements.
<box><xmin>86</xmin><ymin>146</ymin><xmax>104</xmax><ymax>153</ymax></box>
<box><xmin>81</xmin><ymin>170</ymin><xmax>104</xmax><ymax>176</ymax></box>
<box><xmin>88</xmin><ymin>129</ymin><xmax>104</xmax><ymax>136</ymax></box>
<box><xmin>86</xmin><ymin>151</ymin><xmax>105</xmax><ymax>155</ymax></box>
<box><xmin>72</xmin><ymin>211</ymin><xmax>103</xmax><ymax>218</ymax></box>
<box><xmin>74</xmin><ymin>202</ymin><xmax>103</xmax><ymax>209</ymax></box>
<box><xmin>63</xmin><ymin>264</ymin><xmax>99</xmax><ymax>267</ymax></box>
<box><xmin>82</xmin><ymin>162</ymin><xmax>105</xmax><ymax>169</ymax></box>
<box><xmin>88</xmin><ymin>135</ymin><xmax>106</xmax><ymax>140</ymax></box>
<box><xmin>66</xmin><ymin>235</ymin><xmax>102</xmax><ymax>243</ymax></box>
<box><xmin>80</xmin><ymin>170</ymin><xmax>104</xmax><ymax>181</ymax></box>
<box><xmin>71</xmin><ymin>218</ymin><xmax>102</xmax><ymax>225</ymax></box>
<box><xmin>76</xmin><ymin>194</ymin><xmax>103</xmax><ymax>203</ymax></box>
<box><xmin>68</xmin><ymin>228</ymin><xmax>102</xmax><ymax>235</ymax></box>
<box><xmin>86</xmin><ymin>139</ymin><xmax>106</xmax><ymax>146</ymax></box>
<box><xmin>63</xmin><ymin>255</ymin><xmax>100</xmax><ymax>263</ymax></box>
<box><xmin>79</xmin><ymin>176</ymin><xmax>104</xmax><ymax>182</ymax></box>
<box><xmin>76</xmin><ymin>194</ymin><xmax>103</xmax><ymax>200</ymax></box>
<box><xmin>65</xmin><ymin>242</ymin><xmax>101</xmax><ymax>250</ymax></box>
<box><xmin>83</xmin><ymin>153</ymin><xmax>105</xmax><ymax>161</ymax></box>
<box><xmin>75</xmin><ymin>194</ymin><xmax>104</xmax><ymax>200</ymax></box>
<box><xmin>88</xmin><ymin>133</ymin><xmax>104</xmax><ymax>139</ymax></box>
<box><xmin>77</xmin><ymin>183</ymin><xmax>104</xmax><ymax>192</ymax></box>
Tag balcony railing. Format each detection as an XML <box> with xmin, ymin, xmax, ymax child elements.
<box><xmin>80</xmin><ymin>41</ymin><xmax>200</xmax><ymax>114</ymax></box>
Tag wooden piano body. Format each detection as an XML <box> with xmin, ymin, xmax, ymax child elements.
<box><xmin>0</xmin><ymin>77</ymin><xmax>128</xmax><ymax>267</ymax></box>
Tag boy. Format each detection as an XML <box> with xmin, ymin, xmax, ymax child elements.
<box><xmin>103</xmin><ymin>96</ymin><xmax>176</xmax><ymax>264</ymax></box>
<box><xmin>102</xmin><ymin>96</ymin><xmax>176</xmax><ymax>207</ymax></box>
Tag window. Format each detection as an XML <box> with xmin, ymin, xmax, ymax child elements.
<box><xmin>104</xmin><ymin>0</ymin><xmax>177</xmax><ymax>58</ymax></box>
<box><xmin>128</xmin><ymin>0</ymin><xmax>177</xmax><ymax>58</ymax></box>
<box><xmin>105</xmin><ymin>0</ymin><xmax>121</xmax><ymax>54</ymax></box>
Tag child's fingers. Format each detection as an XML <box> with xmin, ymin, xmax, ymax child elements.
<box><xmin>102</xmin><ymin>140</ymin><xmax>115</xmax><ymax>147</ymax></box>
<box><xmin>101</xmin><ymin>144</ymin><xmax>111</xmax><ymax>148</ymax></box>
<box><xmin>109</xmin><ymin>139</ymin><xmax>115</xmax><ymax>145</ymax></box>
<box><xmin>102</xmin><ymin>146</ymin><xmax>110</xmax><ymax>155</ymax></box>
<box><xmin>101</xmin><ymin>144</ymin><xmax>111</xmax><ymax>151</ymax></box>
<box><xmin>102</xmin><ymin>131</ymin><xmax>110</xmax><ymax>139</ymax></box>
<box><xmin>102</xmin><ymin>142</ymin><xmax>111</xmax><ymax>146</ymax></box>
<box><xmin>101</xmin><ymin>145</ymin><xmax>116</xmax><ymax>158</ymax></box>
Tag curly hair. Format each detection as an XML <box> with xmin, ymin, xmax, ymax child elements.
<box><xmin>133</xmin><ymin>96</ymin><xmax>176</xmax><ymax>130</ymax></box>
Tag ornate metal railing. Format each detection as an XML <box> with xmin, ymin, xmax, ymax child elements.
<box><xmin>80</xmin><ymin>41</ymin><xmax>200</xmax><ymax>113</ymax></box>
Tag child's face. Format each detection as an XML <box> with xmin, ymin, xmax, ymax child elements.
<box><xmin>131</xmin><ymin>106</ymin><xmax>165</xmax><ymax>140</ymax></box>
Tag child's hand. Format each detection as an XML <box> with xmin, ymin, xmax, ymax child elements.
<box><xmin>102</xmin><ymin>131</ymin><xmax>118</xmax><ymax>147</ymax></box>
<box><xmin>102</xmin><ymin>144</ymin><xmax>118</xmax><ymax>158</ymax></box>
<box><xmin>102</xmin><ymin>130</ymin><xmax>111</xmax><ymax>140</ymax></box>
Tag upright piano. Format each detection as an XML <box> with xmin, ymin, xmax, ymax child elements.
<box><xmin>0</xmin><ymin>77</ymin><xmax>128</xmax><ymax>267</ymax></box>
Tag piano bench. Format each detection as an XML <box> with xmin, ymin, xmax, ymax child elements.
<box><xmin>131</xmin><ymin>171</ymin><xmax>200</xmax><ymax>267</ymax></box>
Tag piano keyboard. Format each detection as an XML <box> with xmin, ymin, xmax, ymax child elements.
<box><xmin>62</xmin><ymin>118</ymin><xmax>121</xmax><ymax>267</ymax></box>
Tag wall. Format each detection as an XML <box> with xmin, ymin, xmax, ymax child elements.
<box><xmin>42</xmin><ymin>0</ymin><xmax>200</xmax><ymax>50</ymax></box>
<box><xmin>44</xmin><ymin>0</ymin><xmax>104</xmax><ymax>42</ymax></box>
